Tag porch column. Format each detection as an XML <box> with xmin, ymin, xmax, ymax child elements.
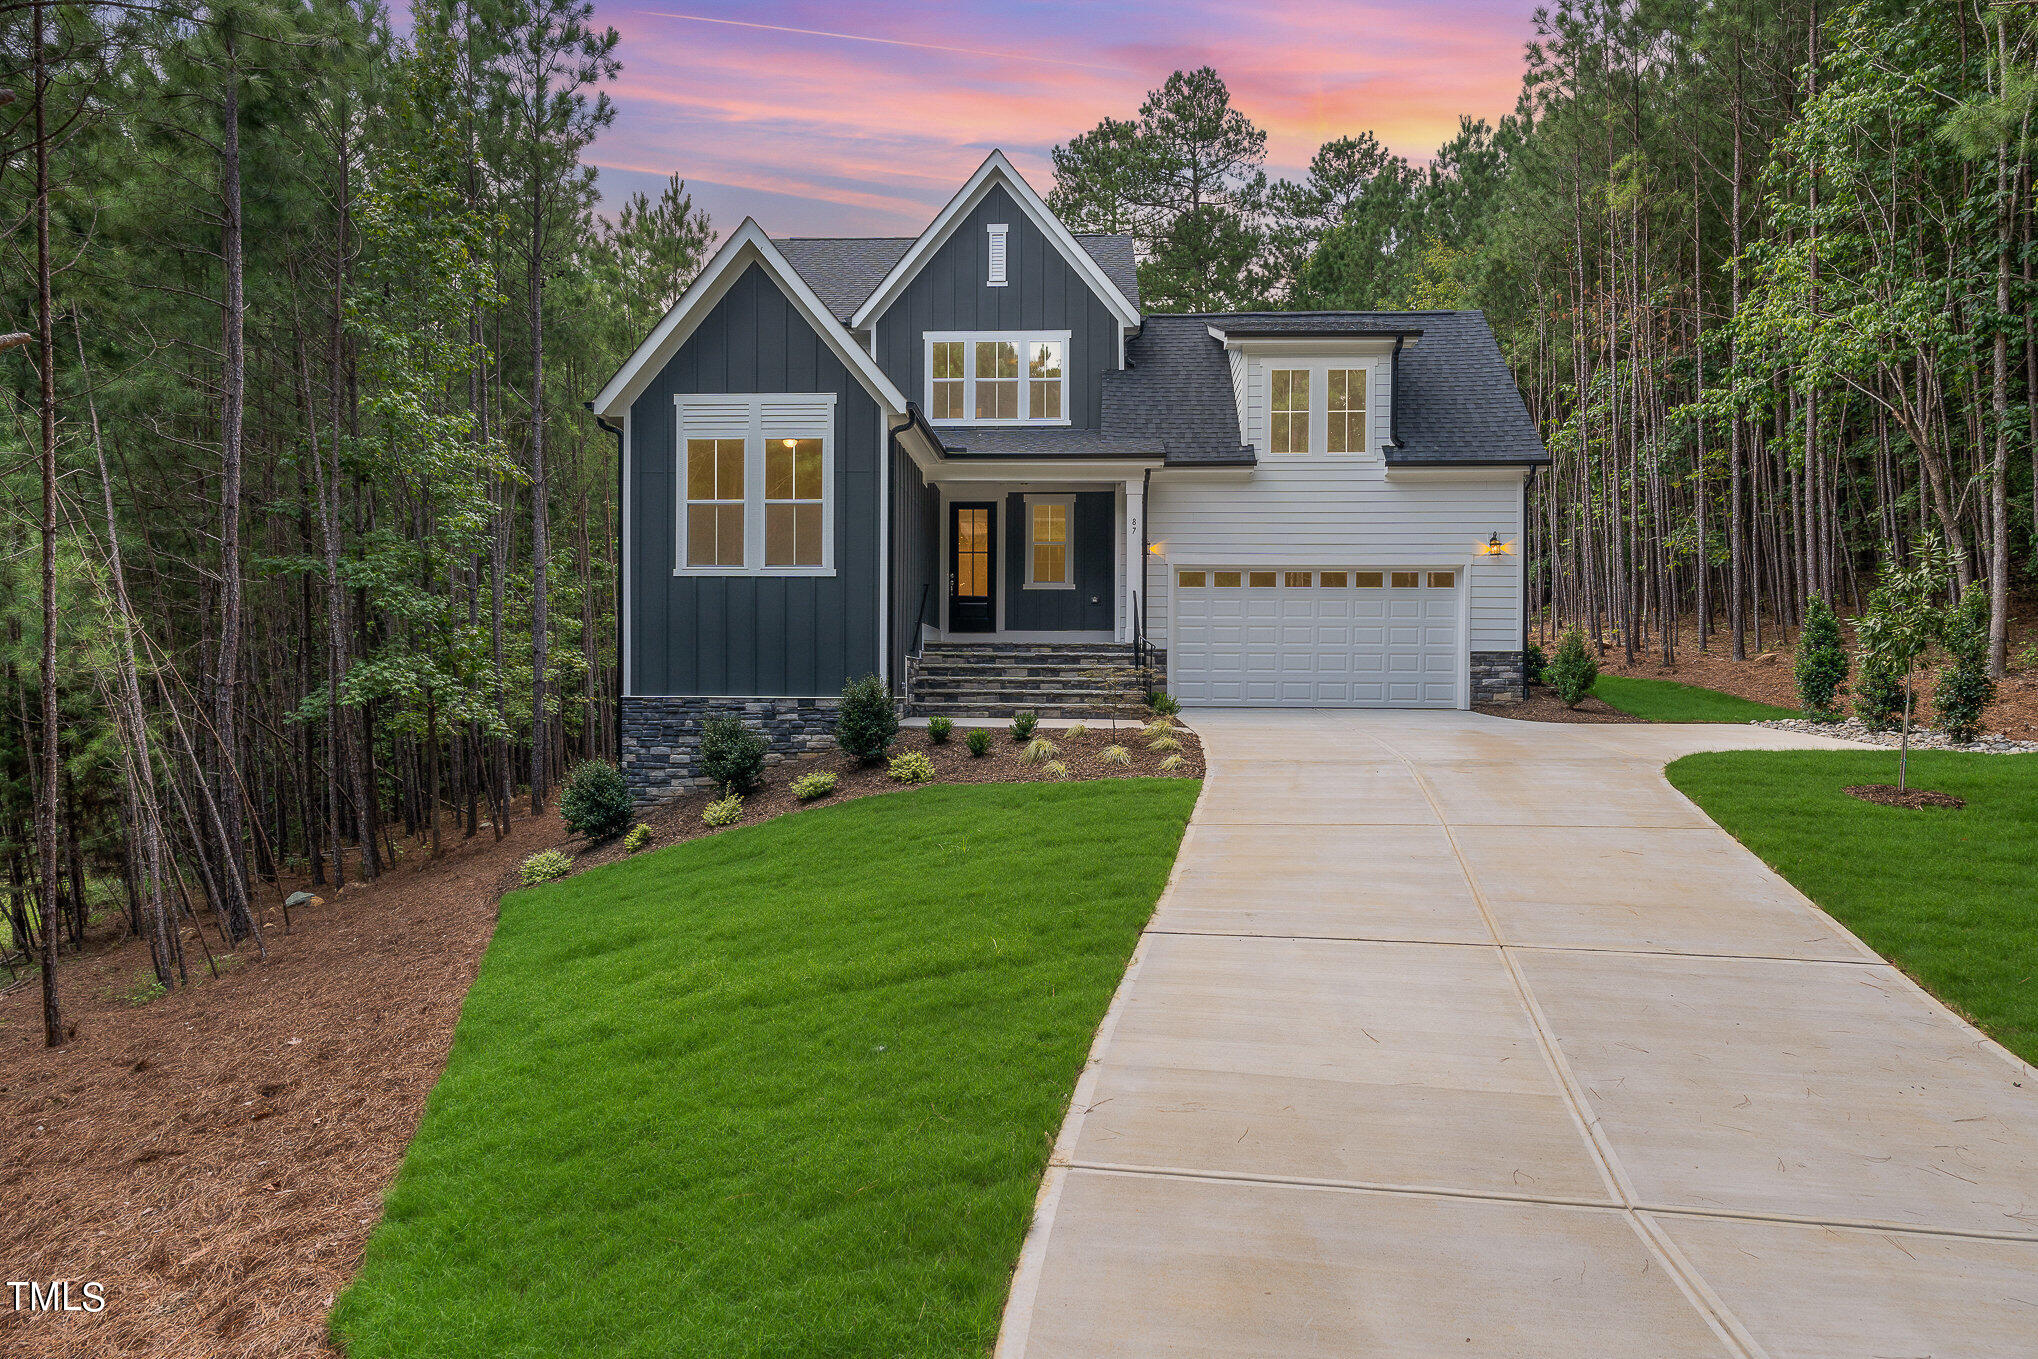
<box><xmin>1121</xmin><ymin>477</ymin><xmax>1145</xmax><ymax>645</ymax></box>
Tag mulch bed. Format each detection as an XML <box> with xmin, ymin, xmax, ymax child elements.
<box><xmin>1473</xmin><ymin>689</ymin><xmax>1643</xmax><ymax>724</ymax></box>
<box><xmin>1844</xmin><ymin>783</ymin><xmax>1967</xmax><ymax>810</ymax></box>
<box><xmin>567</xmin><ymin>719</ymin><xmax>1203</xmax><ymax>878</ymax></box>
<box><xmin>0</xmin><ymin>808</ymin><xmax>563</xmax><ymax>1359</ymax></box>
<box><xmin>1590</xmin><ymin>610</ymin><xmax>2038</xmax><ymax>741</ymax></box>
<box><xmin>2</xmin><ymin>718</ymin><xmax>1202</xmax><ymax>1359</ymax></box>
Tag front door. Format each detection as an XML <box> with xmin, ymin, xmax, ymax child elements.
<box><xmin>948</xmin><ymin>502</ymin><xmax>996</xmax><ymax>633</ymax></box>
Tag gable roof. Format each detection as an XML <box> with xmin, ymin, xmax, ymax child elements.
<box><xmin>591</xmin><ymin>219</ymin><xmax>910</xmax><ymax>420</ymax></box>
<box><xmin>1198</xmin><ymin>310</ymin><xmax>1549</xmax><ymax>466</ymax></box>
<box><xmin>775</xmin><ymin>233</ymin><xmax>1139</xmax><ymax>323</ymax></box>
<box><xmin>846</xmin><ymin>150</ymin><xmax>1142</xmax><ymax>332</ymax></box>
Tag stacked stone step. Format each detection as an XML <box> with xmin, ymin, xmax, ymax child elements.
<box><xmin>907</xmin><ymin>643</ymin><xmax>1153</xmax><ymax>720</ymax></box>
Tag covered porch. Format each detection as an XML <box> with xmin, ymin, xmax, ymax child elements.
<box><xmin>914</xmin><ymin>460</ymin><xmax>1157</xmax><ymax>649</ymax></box>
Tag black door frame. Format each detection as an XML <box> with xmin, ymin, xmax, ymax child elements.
<box><xmin>947</xmin><ymin>500</ymin><xmax>997</xmax><ymax>633</ymax></box>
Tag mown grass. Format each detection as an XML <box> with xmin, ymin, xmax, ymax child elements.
<box><xmin>1594</xmin><ymin>673</ymin><xmax>1799</xmax><ymax>722</ymax></box>
<box><xmin>332</xmin><ymin>778</ymin><xmax>1200</xmax><ymax>1359</ymax></box>
<box><xmin>1670</xmin><ymin>750</ymin><xmax>2038</xmax><ymax>1065</ymax></box>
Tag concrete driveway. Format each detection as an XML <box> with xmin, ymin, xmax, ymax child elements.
<box><xmin>998</xmin><ymin>710</ymin><xmax>2038</xmax><ymax>1358</ymax></box>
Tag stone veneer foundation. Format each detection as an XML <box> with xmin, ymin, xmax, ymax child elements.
<box><xmin>621</xmin><ymin>696</ymin><xmax>841</xmax><ymax>802</ymax></box>
<box><xmin>1469</xmin><ymin>651</ymin><xmax>1526</xmax><ymax>704</ymax></box>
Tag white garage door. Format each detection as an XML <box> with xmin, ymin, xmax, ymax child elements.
<box><xmin>1170</xmin><ymin>568</ymin><xmax>1462</xmax><ymax>707</ymax></box>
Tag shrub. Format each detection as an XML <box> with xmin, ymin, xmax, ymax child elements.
<box><xmin>622</xmin><ymin>824</ymin><xmax>652</xmax><ymax>854</ymax></box>
<box><xmin>1793</xmin><ymin>595</ymin><xmax>1849</xmax><ymax>718</ymax></box>
<box><xmin>1010</xmin><ymin>711</ymin><xmax>1038</xmax><ymax>741</ymax></box>
<box><xmin>791</xmin><ymin>770</ymin><xmax>838</xmax><ymax>802</ymax></box>
<box><xmin>1934</xmin><ymin>582</ymin><xmax>1995</xmax><ymax>743</ymax></box>
<box><xmin>699</xmin><ymin>714</ymin><xmax>768</xmax><ymax>793</ymax></box>
<box><xmin>835</xmin><ymin>674</ymin><xmax>899</xmax><ymax>763</ymax></box>
<box><xmin>1042</xmin><ymin>760</ymin><xmax>1070</xmax><ymax>780</ymax></box>
<box><xmin>1141</xmin><ymin>716</ymin><xmax>1177</xmax><ymax>741</ymax></box>
<box><xmin>966</xmin><ymin>728</ymin><xmax>992</xmax><ymax>757</ymax></box>
<box><xmin>1853</xmin><ymin>654</ymin><xmax>1908</xmax><ymax>731</ymax></box>
<box><xmin>518</xmin><ymin>849</ymin><xmax>573</xmax><ymax>886</ymax></box>
<box><xmin>887</xmin><ymin>750</ymin><xmax>934</xmax><ymax>784</ymax></box>
<box><xmin>1542</xmin><ymin>627</ymin><xmax>1600</xmax><ymax>708</ymax></box>
<box><xmin>1147</xmin><ymin>732</ymin><xmax>1182</xmax><ymax>753</ymax></box>
<box><xmin>559</xmin><ymin>760</ymin><xmax>634</xmax><ymax>840</ymax></box>
<box><xmin>1147</xmin><ymin>690</ymin><xmax>1181</xmax><ymax>716</ymax></box>
<box><xmin>702</xmin><ymin>794</ymin><xmax>743</xmax><ymax>827</ymax></box>
<box><xmin>1158</xmin><ymin>752</ymin><xmax>1186</xmax><ymax>773</ymax></box>
<box><xmin>927</xmin><ymin>716</ymin><xmax>953</xmax><ymax>744</ymax></box>
<box><xmin>1020</xmin><ymin>736</ymin><xmax>1059</xmax><ymax>767</ymax></box>
<box><xmin>1521</xmin><ymin>641</ymin><xmax>1547</xmax><ymax>684</ymax></box>
<box><xmin>1098</xmin><ymin>744</ymin><xmax>1131</xmax><ymax>767</ymax></box>
<box><xmin>1066</xmin><ymin>722</ymin><xmax>1088</xmax><ymax>738</ymax></box>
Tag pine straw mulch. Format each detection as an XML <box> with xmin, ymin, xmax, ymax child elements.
<box><xmin>567</xmin><ymin>719</ymin><xmax>1204</xmax><ymax>879</ymax></box>
<box><xmin>1844</xmin><ymin>783</ymin><xmax>1967</xmax><ymax>811</ymax></box>
<box><xmin>1</xmin><ymin>719</ymin><xmax>1202</xmax><ymax>1359</ymax></box>
<box><xmin>1472</xmin><ymin>689</ymin><xmax>1643</xmax><ymax>725</ymax></box>
<box><xmin>0</xmin><ymin>807</ymin><xmax>563</xmax><ymax>1359</ymax></box>
<box><xmin>1589</xmin><ymin>608</ymin><xmax>2038</xmax><ymax>741</ymax></box>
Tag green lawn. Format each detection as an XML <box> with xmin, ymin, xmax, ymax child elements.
<box><xmin>1669</xmin><ymin>750</ymin><xmax>2038</xmax><ymax>1065</ymax></box>
<box><xmin>1594</xmin><ymin>673</ymin><xmax>1799</xmax><ymax>722</ymax></box>
<box><xmin>332</xmin><ymin>778</ymin><xmax>1199</xmax><ymax>1359</ymax></box>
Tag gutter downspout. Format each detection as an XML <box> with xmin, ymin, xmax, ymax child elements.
<box><xmin>589</xmin><ymin>402</ymin><xmax>625</xmax><ymax>763</ymax></box>
<box><xmin>1389</xmin><ymin>335</ymin><xmax>1407</xmax><ymax>450</ymax></box>
<box><xmin>1139</xmin><ymin>465</ymin><xmax>1153</xmax><ymax>668</ymax></box>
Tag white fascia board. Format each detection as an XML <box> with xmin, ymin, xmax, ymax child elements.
<box><xmin>849</xmin><ymin>151</ymin><xmax>1141</xmax><ymax>333</ymax></box>
<box><xmin>592</xmin><ymin>218</ymin><xmax>909</xmax><ymax>420</ymax></box>
<box><xmin>928</xmin><ymin>457</ymin><xmax>1161</xmax><ymax>484</ymax></box>
<box><xmin>1382</xmin><ymin>465</ymin><xmax>1534</xmax><ymax>484</ymax></box>
<box><xmin>1212</xmin><ymin>333</ymin><xmax>1408</xmax><ymax>357</ymax></box>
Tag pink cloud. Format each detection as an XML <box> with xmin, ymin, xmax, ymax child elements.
<box><xmin>593</xmin><ymin>1</ymin><xmax>1537</xmax><ymax>234</ymax></box>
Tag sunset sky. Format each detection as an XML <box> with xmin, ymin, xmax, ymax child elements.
<box><xmin>593</xmin><ymin>1</ymin><xmax>1541</xmax><ymax>237</ymax></box>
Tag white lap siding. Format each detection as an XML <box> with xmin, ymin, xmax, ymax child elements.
<box><xmin>1145</xmin><ymin>464</ymin><xmax>1524</xmax><ymax>667</ymax></box>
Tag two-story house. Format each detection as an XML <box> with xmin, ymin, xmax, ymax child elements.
<box><xmin>592</xmin><ymin>152</ymin><xmax>1548</xmax><ymax>799</ymax></box>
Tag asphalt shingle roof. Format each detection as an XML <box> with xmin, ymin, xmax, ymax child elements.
<box><xmin>1102</xmin><ymin>316</ymin><xmax>1253</xmax><ymax>465</ymax></box>
<box><xmin>774</xmin><ymin>233</ymin><xmax>1141</xmax><ymax>322</ymax></box>
<box><xmin>770</xmin><ymin>235</ymin><xmax>1542</xmax><ymax>467</ymax></box>
<box><xmin>1195</xmin><ymin>311</ymin><xmax>1550</xmax><ymax>466</ymax></box>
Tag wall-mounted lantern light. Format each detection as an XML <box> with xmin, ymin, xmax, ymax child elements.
<box><xmin>1480</xmin><ymin>532</ymin><xmax>1511</xmax><ymax>556</ymax></box>
<box><xmin>1147</xmin><ymin>541</ymin><xmax>1166</xmax><ymax>556</ymax></box>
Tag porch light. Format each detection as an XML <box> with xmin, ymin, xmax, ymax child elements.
<box><xmin>1481</xmin><ymin>532</ymin><xmax>1511</xmax><ymax>556</ymax></box>
<box><xmin>1146</xmin><ymin>541</ymin><xmax>1166</xmax><ymax>556</ymax></box>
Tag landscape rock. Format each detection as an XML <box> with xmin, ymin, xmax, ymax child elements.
<box><xmin>1754</xmin><ymin>716</ymin><xmax>2038</xmax><ymax>754</ymax></box>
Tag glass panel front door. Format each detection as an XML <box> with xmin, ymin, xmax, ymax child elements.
<box><xmin>948</xmin><ymin>503</ymin><xmax>996</xmax><ymax>633</ymax></box>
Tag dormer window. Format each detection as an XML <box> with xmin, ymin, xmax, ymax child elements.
<box><xmin>926</xmin><ymin>331</ymin><xmax>1070</xmax><ymax>425</ymax></box>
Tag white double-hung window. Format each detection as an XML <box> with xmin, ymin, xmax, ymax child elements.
<box><xmin>925</xmin><ymin>331</ymin><xmax>1070</xmax><ymax>425</ymax></box>
<box><xmin>1256</xmin><ymin>359</ymin><xmax>1374</xmax><ymax>458</ymax></box>
<box><xmin>676</xmin><ymin>393</ymin><xmax>836</xmax><ymax>575</ymax></box>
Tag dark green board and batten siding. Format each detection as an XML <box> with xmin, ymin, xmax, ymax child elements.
<box><xmin>872</xmin><ymin>184</ymin><xmax>1122</xmax><ymax>431</ymax></box>
<box><xmin>1004</xmin><ymin>492</ymin><xmax>1114</xmax><ymax>632</ymax></box>
<box><xmin>627</xmin><ymin>261</ymin><xmax>881</xmax><ymax>697</ymax></box>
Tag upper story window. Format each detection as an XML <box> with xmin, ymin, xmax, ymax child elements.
<box><xmin>676</xmin><ymin>393</ymin><xmax>836</xmax><ymax>576</ymax></box>
<box><xmin>1327</xmin><ymin>368</ymin><xmax>1368</xmax><ymax>453</ymax></box>
<box><xmin>926</xmin><ymin>331</ymin><xmax>1070</xmax><ymax>425</ymax></box>
<box><xmin>1270</xmin><ymin>369</ymin><xmax>1310</xmax><ymax>453</ymax></box>
<box><xmin>1255</xmin><ymin>358</ymin><xmax>1376</xmax><ymax>457</ymax></box>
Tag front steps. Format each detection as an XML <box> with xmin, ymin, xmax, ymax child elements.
<box><xmin>906</xmin><ymin>642</ymin><xmax>1154</xmax><ymax>720</ymax></box>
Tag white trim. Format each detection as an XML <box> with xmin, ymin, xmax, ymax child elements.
<box><xmin>1021</xmin><ymin>493</ymin><xmax>1076</xmax><ymax>589</ymax></box>
<box><xmin>878</xmin><ymin>406</ymin><xmax>890</xmax><ymax>687</ymax></box>
<box><xmin>674</xmin><ymin>392</ymin><xmax>838</xmax><ymax>577</ymax></box>
<box><xmin>930</xmin><ymin>457</ymin><xmax>1160</xmax><ymax>483</ymax></box>
<box><xmin>986</xmin><ymin>222</ymin><xmax>1009</xmax><ymax>286</ymax></box>
<box><xmin>850</xmin><ymin>150</ymin><xmax>1141</xmax><ymax>331</ymax></box>
<box><xmin>621</xmin><ymin>406</ymin><xmax>633</xmax><ymax>697</ymax></box>
<box><xmin>593</xmin><ymin>219</ymin><xmax>909</xmax><ymax>419</ymax></box>
<box><xmin>924</xmin><ymin>330</ymin><xmax>1073</xmax><ymax>427</ymax></box>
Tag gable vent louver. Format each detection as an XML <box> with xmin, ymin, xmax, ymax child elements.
<box><xmin>986</xmin><ymin>223</ymin><xmax>1009</xmax><ymax>286</ymax></box>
